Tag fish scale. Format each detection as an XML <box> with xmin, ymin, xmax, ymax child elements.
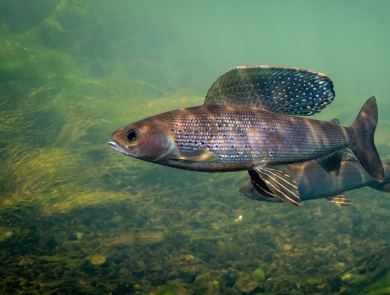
<box><xmin>144</xmin><ymin>104</ymin><xmax>351</xmax><ymax>171</ymax></box>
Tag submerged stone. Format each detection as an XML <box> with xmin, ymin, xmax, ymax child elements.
<box><xmin>90</xmin><ymin>255</ymin><xmax>106</xmax><ymax>266</ymax></box>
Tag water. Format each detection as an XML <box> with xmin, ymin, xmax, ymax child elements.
<box><xmin>1</xmin><ymin>0</ymin><xmax>390</xmax><ymax>294</ymax></box>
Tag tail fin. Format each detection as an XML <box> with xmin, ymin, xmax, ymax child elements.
<box><xmin>349</xmin><ymin>96</ymin><xmax>384</xmax><ymax>181</ymax></box>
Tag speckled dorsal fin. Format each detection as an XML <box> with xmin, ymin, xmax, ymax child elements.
<box><xmin>325</xmin><ymin>194</ymin><xmax>351</xmax><ymax>206</ymax></box>
<box><xmin>204</xmin><ymin>65</ymin><xmax>335</xmax><ymax>116</ymax></box>
<box><xmin>251</xmin><ymin>166</ymin><xmax>301</xmax><ymax>206</ymax></box>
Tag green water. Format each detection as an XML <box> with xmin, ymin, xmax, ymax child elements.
<box><xmin>1</xmin><ymin>0</ymin><xmax>390</xmax><ymax>294</ymax></box>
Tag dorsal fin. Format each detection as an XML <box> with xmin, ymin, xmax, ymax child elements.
<box><xmin>204</xmin><ymin>65</ymin><xmax>335</xmax><ymax>116</ymax></box>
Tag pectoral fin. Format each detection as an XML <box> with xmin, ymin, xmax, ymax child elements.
<box><xmin>170</xmin><ymin>150</ymin><xmax>220</xmax><ymax>162</ymax></box>
<box><xmin>250</xmin><ymin>166</ymin><xmax>301</xmax><ymax>206</ymax></box>
<box><xmin>316</xmin><ymin>151</ymin><xmax>343</xmax><ymax>177</ymax></box>
<box><xmin>239</xmin><ymin>180</ymin><xmax>283</xmax><ymax>203</ymax></box>
<box><xmin>325</xmin><ymin>194</ymin><xmax>351</xmax><ymax>206</ymax></box>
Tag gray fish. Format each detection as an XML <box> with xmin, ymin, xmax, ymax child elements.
<box><xmin>240</xmin><ymin>158</ymin><xmax>390</xmax><ymax>205</ymax></box>
<box><xmin>108</xmin><ymin>66</ymin><xmax>384</xmax><ymax>198</ymax></box>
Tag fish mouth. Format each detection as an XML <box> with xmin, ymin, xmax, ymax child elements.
<box><xmin>108</xmin><ymin>141</ymin><xmax>132</xmax><ymax>157</ymax></box>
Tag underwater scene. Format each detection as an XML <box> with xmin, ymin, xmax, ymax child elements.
<box><xmin>1</xmin><ymin>0</ymin><xmax>390</xmax><ymax>294</ymax></box>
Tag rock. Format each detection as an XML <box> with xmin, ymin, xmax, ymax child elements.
<box><xmin>90</xmin><ymin>255</ymin><xmax>106</xmax><ymax>266</ymax></box>
<box><xmin>167</xmin><ymin>270</ymin><xmax>179</xmax><ymax>280</ymax></box>
<box><xmin>237</xmin><ymin>281</ymin><xmax>260</xmax><ymax>294</ymax></box>
<box><xmin>148</xmin><ymin>262</ymin><xmax>164</xmax><ymax>272</ymax></box>
<box><xmin>185</xmin><ymin>254</ymin><xmax>195</xmax><ymax>261</ymax></box>
<box><xmin>195</xmin><ymin>273</ymin><xmax>211</xmax><ymax>284</ymax></box>
<box><xmin>18</xmin><ymin>257</ymin><xmax>35</xmax><ymax>266</ymax></box>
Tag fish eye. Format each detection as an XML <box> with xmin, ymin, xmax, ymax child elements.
<box><xmin>125</xmin><ymin>129</ymin><xmax>140</xmax><ymax>141</ymax></box>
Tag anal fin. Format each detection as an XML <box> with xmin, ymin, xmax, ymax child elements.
<box><xmin>317</xmin><ymin>151</ymin><xmax>343</xmax><ymax>177</ymax></box>
<box><xmin>325</xmin><ymin>194</ymin><xmax>351</xmax><ymax>206</ymax></box>
<box><xmin>251</xmin><ymin>166</ymin><xmax>301</xmax><ymax>206</ymax></box>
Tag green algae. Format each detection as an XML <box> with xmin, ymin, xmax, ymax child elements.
<box><xmin>252</xmin><ymin>268</ymin><xmax>266</xmax><ymax>282</ymax></box>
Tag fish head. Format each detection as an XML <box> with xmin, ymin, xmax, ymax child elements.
<box><xmin>108</xmin><ymin>119</ymin><xmax>176</xmax><ymax>162</ymax></box>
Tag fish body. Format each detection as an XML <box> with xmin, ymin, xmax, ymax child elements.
<box><xmin>240</xmin><ymin>159</ymin><xmax>390</xmax><ymax>204</ymax></box>
<box><xmin>111</xmin><ymin>104</ymin><xmax>353</xmax><ymax>172</ymax></box>
<box><xmin>109</xmin><ymin>66</ymin><xmax>384</xmax><ymax>192</ymax></box>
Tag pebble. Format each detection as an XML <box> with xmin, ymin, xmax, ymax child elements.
<box><xmin>90</xmin><ymin>255</ymin><xmax>106</xmax><ymax>266</ymax></box>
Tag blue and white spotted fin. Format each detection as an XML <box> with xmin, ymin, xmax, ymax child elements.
<box><xmin>204</xmin><ymin>65</ymin><xmax>335</xmax><ymax>116</ymax></box>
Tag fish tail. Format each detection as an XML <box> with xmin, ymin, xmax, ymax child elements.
<box><xmin>349</xmin><ymin>96</ymin><xmax>384</xmax><ymax>181</ymax></box>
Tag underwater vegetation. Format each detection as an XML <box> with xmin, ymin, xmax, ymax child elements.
<box><xmin>1</xmin><ymin>0</ymin><xmax>390</xmax><ymax>294</ymax></box>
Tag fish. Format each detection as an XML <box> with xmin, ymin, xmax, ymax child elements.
<box><xmin>108</xmin><ymin>66</ymin><xmax>384</xmax><ymax>199</ymax></box>
<box><xmin>239</xmin><ymin>158</ymin><xmax>390</xmax><ymax>205</ymax></box>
